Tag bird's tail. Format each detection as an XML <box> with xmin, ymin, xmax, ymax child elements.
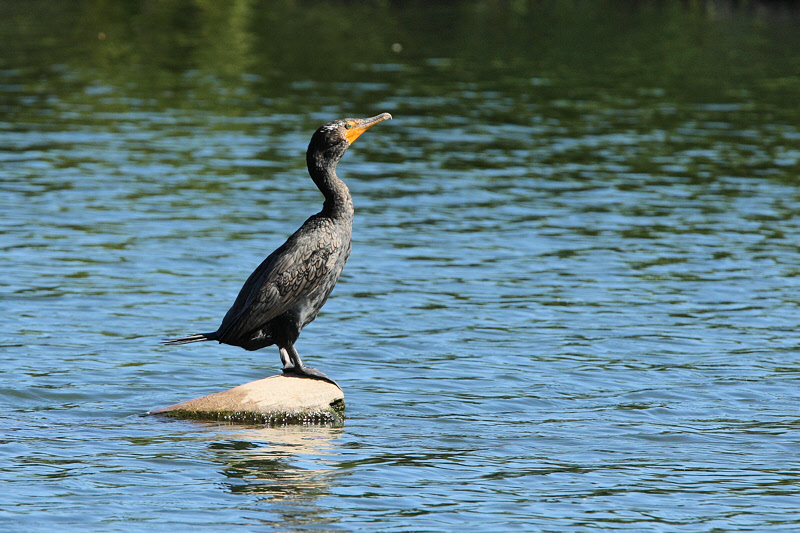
<box><xmin>162</xmin><ymin>332</ymin><xmax>217</xmax><ymax>346</ymax></box>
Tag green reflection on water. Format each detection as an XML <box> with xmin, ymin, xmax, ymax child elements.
<box><xmin>3</xmin><ymin>1</ymin><xmax>800</xmax><ymax>103</ymax></box>
<box><xmin>4</xmin><ymin>1</ymin><xmax>800</xmax><ymax>190</ymax></box>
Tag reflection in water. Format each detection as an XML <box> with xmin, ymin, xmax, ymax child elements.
<box><xmin>207</xmin><ymin>425</ymin><xmax>343</xmax><ymax>526</ymax></box>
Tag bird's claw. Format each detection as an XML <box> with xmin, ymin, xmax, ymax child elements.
<box><xmin>282</xmin><ymin>365</ymin><xmax>340</xmax><ymax>390</ymax></box>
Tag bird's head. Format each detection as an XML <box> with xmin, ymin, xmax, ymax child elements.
<box><xmin>307</xmin><ymin>113</ymin><xmax>392</xmax><ymax>164</ymax></box>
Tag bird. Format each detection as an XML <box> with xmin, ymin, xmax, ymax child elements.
<box><xmin>163</xmin><ymin>113</ymin><xmax>392</xmax><ymax>388</ymax></box>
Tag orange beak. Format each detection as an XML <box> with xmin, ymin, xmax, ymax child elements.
<box><xmin>343</xmin><ymin>113</ymin><xmax>392</xmax><ymax>144</ymax></box>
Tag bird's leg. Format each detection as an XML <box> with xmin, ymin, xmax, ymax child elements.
<box><xmin>286</xmin><ymin>343</ymin><xmax>306</xmax><ymax>371</ymax></box>
<box><xmin>279</xmin><ymin>346</ymin><xmax>295</xmax><ymax>372</ymax></box>
<box><xmin>282</xmin><ymin>343</ymin><xmax>340</xmax><ymax>389</ymax></box>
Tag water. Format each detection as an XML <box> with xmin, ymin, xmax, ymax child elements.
<box><xmin>2</xmin><ymin>1</ymin><xmax>800</xmax><ymax>530</ymax></box>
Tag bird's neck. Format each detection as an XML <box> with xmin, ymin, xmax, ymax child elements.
<box><xmin>307</xmin><ymin>152</ymin><xmax>354</xmax><ymax>221</ymax></box>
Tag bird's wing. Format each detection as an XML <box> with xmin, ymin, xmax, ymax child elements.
<box><xmin>215</xmin><ymin>236</ymin><xmax>333</xmax><ymax>343</ymax></box>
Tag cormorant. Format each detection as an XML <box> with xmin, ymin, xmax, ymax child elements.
<box><xmin>163</xmin><ymin>113</ymin><xmax>392</xmax><ymax>388</ymax></box>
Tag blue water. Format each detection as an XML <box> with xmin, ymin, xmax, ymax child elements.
<box><xmin>3</xmin><ymin>1</ymin><xmax>800</xmax><ymax>530</ymax></box>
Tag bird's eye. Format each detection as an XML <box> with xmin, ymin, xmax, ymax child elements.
<box><xmin>345</xmin><ymin>122</ymin><xmax>354</xmax><ymax>129</ymax></box>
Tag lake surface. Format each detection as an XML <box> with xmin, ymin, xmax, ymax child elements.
<box><xmin>3</xmin><ymin>1</ymin><xmax>800</xmax><ymax>530</ymax></box>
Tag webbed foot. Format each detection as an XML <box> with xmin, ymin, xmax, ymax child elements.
<box><xmin>282</xmin><ymin>365</ymin><xmax>340</xmax><ymax>390</ymax></box>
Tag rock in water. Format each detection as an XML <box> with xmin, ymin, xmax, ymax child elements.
<box><xmin>149</xmin><ymin>375</ymin><xmax>344</xmax><ymax>425</ymax></box>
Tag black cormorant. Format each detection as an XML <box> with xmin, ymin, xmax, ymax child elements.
<box><xmin>163</xmin><ymin>113</ymin><xmax>392</xmax><ymax>388</ymax></box>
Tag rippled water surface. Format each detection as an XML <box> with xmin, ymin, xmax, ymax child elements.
<box><xmin>3</xmin><ymin>1</ymin><xmax>800</xmax><ymax>531</ymax></box>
